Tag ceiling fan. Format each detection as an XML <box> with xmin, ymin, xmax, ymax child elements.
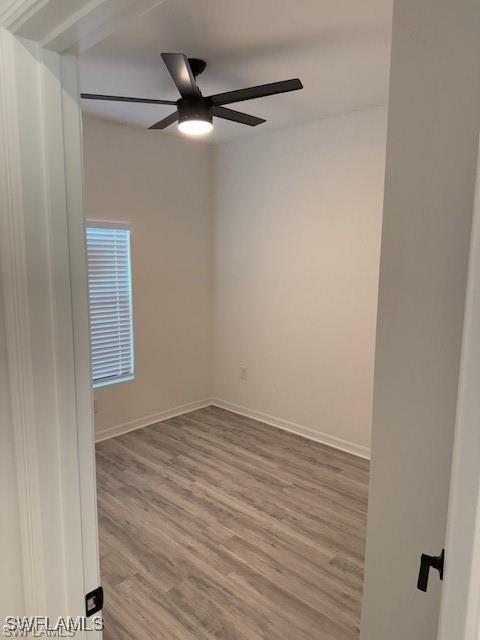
<box><xmin>81</xmin><ymin>52</ymin><xmax>303</xmax><ymax>136</ymax></box>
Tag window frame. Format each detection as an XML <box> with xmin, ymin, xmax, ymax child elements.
<box><xmin>85</xmin><ymin>219</ymin><xmax>135</xmax><ymax>389</ymax></box>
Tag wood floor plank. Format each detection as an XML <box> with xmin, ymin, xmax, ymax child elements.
<box><xmin>96</xmin><ymin>406</ymin><xmax>369</xmax><ymax>639</ymax></box>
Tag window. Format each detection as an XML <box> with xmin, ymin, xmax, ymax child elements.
<box><xmin>86</xmin><ymin>224</ymin><xmax>134</xmax><ymax>388</ymax></box>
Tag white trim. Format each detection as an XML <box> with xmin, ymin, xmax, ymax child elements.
<box><xmin>95</xmin><ymin>399</ymin><xmax>213</xmax><ymax>442</ymax></box>
<box><xmin>0</xmin><ymin>26</ymin><xmax>101</xmax><ymax>623</ymax></box>
<box><xmin>210</xmin><ymin>399</ymin><xmax>371</xmax><ymax>459</ymax></box>
<box><xmin>0</xmin><ymin>0</ymin><xmax>168</xmax><ymax>52</ymax></box>
<box><xmin>39</xmin><ymin>45</ymin><xmax>89</xmax><ymax>618</ymax></box>
<box><xmin>437</xmin><ymin>139</ymin><xmax>480</xmax><ymax>640</ymax></box>
<box><xmin>0</xmin><ymin>0</ymin><xmax>48</xmax><ymax>31</ymax></box>
<box><xmin>60</xmin><ymin>52</ymin><xmax>101</xmax><ymax>607</ymax></box>
<box><xmin>95</xmin><ymin>397</ymin><xmax>371</xmax><ymax>459</ymax></box>
<box><xmin>0</xmin><ymin>31</ymin><xmax>102</xmax><ymax>619</ymax></box>
<box><xmin>0</xmin><ymin>26</ymin><xmax>47</xmax><ymax>614</ymax></box>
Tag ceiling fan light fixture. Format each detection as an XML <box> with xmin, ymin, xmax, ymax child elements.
<box><xmin>177</xmin><ymin>97</ymin><xmax>213</xmax><ymax>136</ymax></box>
<box><xmin>178</xmin><ymin>119</ymin><xmax>213</xmax><ymax>136</ymax></box>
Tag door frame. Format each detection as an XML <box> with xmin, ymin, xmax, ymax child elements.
<box><xmin>0</xmin><ymin>26</ymin><xmax>90</xmax><ymax>620</ymax></box>
<box><xmin>437</xmin><ymin>140</ymin><xmax>480</xmax><ymax>640</ymax></box>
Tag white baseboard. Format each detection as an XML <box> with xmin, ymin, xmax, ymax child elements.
<box><xmin>95</xmin><ymin>399</ymin><xmax>212</xmax><ymax>443</ymax></box>
<box><xmin>210</xmin><ymin>398</ymin><xmax>371</xmax><ymax>460</ymax></box>
<box><xmin>95</xmin><ymin>396</ymin><xmax>371</xmax><ymax>460</ymax></box>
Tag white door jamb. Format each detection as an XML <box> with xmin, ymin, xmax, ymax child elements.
<box><xmin>438</xmin><ymin>139</ymin><xmax>480</xmax><ymax>640</ymax></box>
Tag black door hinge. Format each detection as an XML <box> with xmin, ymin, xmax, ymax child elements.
<box><xmin>417</xmin><ymin>549</ymin><xmax>445</xmax><ymax>592</ymax></box>
<box><xmin>85</xmin><ymin>586</ymin><xmax>103</xmax><ymax>617</ymax></box>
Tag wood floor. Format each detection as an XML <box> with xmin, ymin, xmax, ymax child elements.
<box><xmin>96</xmin><ymin>406</ymin><xmax>369</xmax><ymax>640</ymax></box>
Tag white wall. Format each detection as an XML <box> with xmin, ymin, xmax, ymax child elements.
<box><xmin>360</xmin><ymin>0</ymin><xmax>480</xmax><ymax>638</ymax></box>
<box><xmin>83</xmin><ymin>108</ymin><xmax>386</xmax><ymax>453</ymax></box>
<box><xmin>83</xmin><ymin>115</ymin><xmax>213</xmax><ymax>437</ymax></box>
<box><xmin>212</xmin><ymin>107</ymin><xmax>387</xmax><ymax>454</ymax></box>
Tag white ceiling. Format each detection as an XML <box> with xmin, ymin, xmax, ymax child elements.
<box><xmin>79</xmin><ymin>0</ymin><xmax>393</xmax><ymax>143</ymax></box>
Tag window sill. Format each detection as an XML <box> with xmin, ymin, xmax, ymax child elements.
<box><xmin>93</xmin><ymin>374</ymin><xmax>135</xmax><ymax>390</ymax></box>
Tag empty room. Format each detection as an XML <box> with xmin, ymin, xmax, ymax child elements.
<box><xmin>5</xmin><ymin>1</ymin><xmax>480</xmax><ymax>639</ymax></box>
<box><xmin>78</xmin><ymin>1</ymin><xmax>391</xmax><ymax>638</ymax></box>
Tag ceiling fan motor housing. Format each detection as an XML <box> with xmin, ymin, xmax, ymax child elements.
<box><xmin>188</xmin><ymin>58</ymin><xmax>207</xmax><ymax>78</ymax></box>
<box><xmin>177</xmin><ymin>97</ymin><xmax>212</xmax><ymax>126</ymax></box>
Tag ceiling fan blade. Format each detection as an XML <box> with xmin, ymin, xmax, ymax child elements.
<box><xmin>212</xmin><ymin>106</ymin><xmax>266</xmax><ymax>127</ymax></box>
<box><xmin>148</xmin><ymin>112</ymin><xmax>178</xmax><ymax>130</ymax></box>
<box><xmin>208</xmin><ymin>78</ymin><xmax>303</xmax><ymax>106</ymax></box>
<box><xmin>161</xmin><ymin>53</ymin><xmax>201</xmax><ymax>99</ymax></box>
<box><xmin>81</xmin><ymin>93</ymin><xmax>176</xmax><ymax>105</ymax></box>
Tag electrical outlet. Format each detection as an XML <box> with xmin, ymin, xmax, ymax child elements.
<box><xmin>240</xmin><ymin>366</ymin><xmax>248</xmax><ymax>381</ymax></box>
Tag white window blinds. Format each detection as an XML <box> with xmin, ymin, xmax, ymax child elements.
<box><xmin>86</xmin><ymin>225</ymin><xmax>134</xmax><ymax>388</ymax></box>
